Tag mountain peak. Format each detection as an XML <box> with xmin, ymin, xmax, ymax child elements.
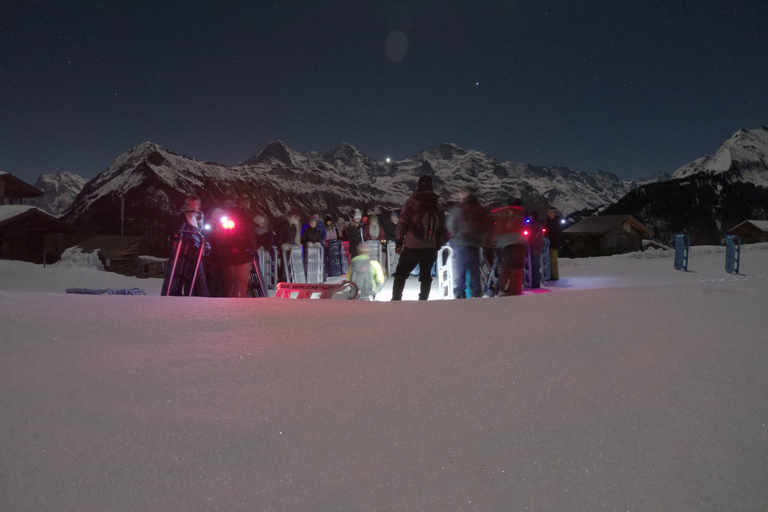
<box><xmin>418</xmin><ymin>143</ymin><xmax>468</xmax><ymax>161</ymax></box>
<box><xmin>672</xmin><ymin>127</ymin><xmax>768</xmax><ymax>183</ymax></box>
<box><xmin>323</xmin><ymin>142</ymin><xmax>364</xmax><ymax>160</ymax></box>
<box><xmin>244</xmin><ymin>140</ymin><xmax>297</xmax><ymax>166</ymax></box>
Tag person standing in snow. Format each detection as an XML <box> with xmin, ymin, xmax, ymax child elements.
<box><xmin>526</xmin><ymin>210</ymin><xmax>545</xmax><ymax>289</ymax></box>
<box><xmin>220</xmin><ymin>197</ymin><xmax>255</xmax><ymax>297</ymax></box>
<box><xmin>447</xmin><ymin>185</ymin><xmax>491</xmax><ymax>299</ymax></box>
<box><xmin>545</xmin><ymin>206</ymin><xmax>563</xmax><ymax>281</ymax></box>
<box><xmin>252</xmin><ymin>212</ymin><xmax>275</xmax><ymax>250</ymax></box>
<box><xmin>363</xmin><ymin>214</ymin><xmax>387</xmax><ymax>243</ymax></box>
<box><xmin>383</xmin><ymin>211</ymin><xmax>399</xmax><ymax>241</ymax></box>
<box><xmin>174</xmin><ymin>195</ymin><xmax>211</xmax><ymax>297</ymax></box>
<box><xmin>324</xmin><ymin>215</ymin><xmax>337</xmax><ymax>242</ymax></box>
<box><xmin>301</xmin><ymin>214</ymin><xmax>324</xmax><ymax>248</ymax></box>
<box><xmin>346</xmin><ymin>209</ymin><xmax>365</xmax><ymax>261</ymax></box>
<box><xmin>391</xmin><ymin>175</ymin><xmax>446</xmax><ymax>301</ymax></box>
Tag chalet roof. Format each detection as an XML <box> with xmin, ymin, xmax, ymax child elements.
<box><xmin>728</xmin><ymin>220</ymin><xmax>768</xmax><ymax>233</ymax></box>
<box><xmin>564</xmin><ymin>214</ymin><xmax>653</xmax><ymax>236</ymax></box>
<box><xmin>0</xmin><ymin>205</ymin><xmax>75</xmax><ymax>233</ymax></box>
<box><xmin>0</xmin><ymin>172</ymin><xmax>42</xmax><ymax>199</ymax></box>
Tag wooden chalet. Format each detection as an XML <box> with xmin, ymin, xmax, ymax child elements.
<box><xmin>0</xmin><ymin>205</ymin><xmax>76</xmax><ymax>263</ymax></box>
<box><xmin>0</xmin><ymin>171</ymin><xmax>42</xmax><ymax>204</ymax></box>
<box><xmin>564</xmin><ymin>215</ymin><xmax>654</xmax><ymax>257</ymax></box>
<box><xmin>727</xmin><ymin>220</ymin><xmax>768</xmax><ymax>244</ymax></box>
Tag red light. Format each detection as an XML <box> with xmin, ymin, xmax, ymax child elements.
<box><xmin>542</xmin><ymin>228</ymin><xmax>547</xmax><ymax>234</ymax></box>
<box><xmin>221</xmin><ymin>217</ymin><xmax>235</xmax><ymax>230</ymax></box>
<box><xmin>523</xmin><ymin>229</ymin><xmax>529</xmax><ymax>236</ymax></box>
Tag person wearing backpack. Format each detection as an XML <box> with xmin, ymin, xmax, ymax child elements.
<box><xmin>346</xmin><ymin>244</ymin><xmax>385</xmax><ymax>300</ymax></box>
<box><xmin>391</xmin><ymin>175</ymin><xmax>446</xmax><ymax>300</ymax></box>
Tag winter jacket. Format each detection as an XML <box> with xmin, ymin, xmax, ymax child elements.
<box><xmin>526</xmin><ymin>219</ymin><xmax>545</xmax><ymax>256</ymax></box>
<box><xmin>301</xmin><ymin>225</ymin><xmax>324</xmax><ymax>247</ymax></box>
<box><xmin>545</xmin><ymin>215</ymin><xmax>563</xmax><ymax>250</ymax></box>
<box><xmin>219</xmin><ymin>207</ymin><xmax>255</xmax><ymax>266</ymax></box>
<box><xmin>383</xmin><ymin>219</ymin><xmax>398</xmax><ymax>241</ymax></box>
<box><xmin>364</xmin><ymin>222</ymin><xmax>386</xmax><ymax>242</ymax></box>
<box><xmin>447</xmin><ymin>196</ymin><xmax>491</xmax><ymax>247</ymax></box>
<box><xmin>253</xmin><ymin>224</ymin><xmax>276</xmax><ymax>250</ymax></box>
<box><xmin>276</xmin><ymin>217</ymin><xmax>302</xmax><ymax>248</ymax></box>
<box><xmin>346</xmin><ymin>254</ymin><xmax>385</xmax><ymax>299</ymax></box>
<box><xmin>396</xmin><ymin>190</ymin><xmax>446</xmax><ymax>249</ymax></box>
<box><xmin>347</xmin><ymin>221</ymin><xmax>365</xmax><ymax>255</ymax></box>
<box><xmin>176</xmin><ymin>211</ymin><xmax>206</xmax><ymax>249</ymax></box>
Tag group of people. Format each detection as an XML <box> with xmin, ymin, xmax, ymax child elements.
<box><xmin>169</xmin><ymin>174</ymin><xmax>564</xmax><ymax>301</ymax></box>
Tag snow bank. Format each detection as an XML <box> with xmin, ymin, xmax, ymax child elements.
<box><xmin>53</xmin><ymin>246</ymin><xmax>106</xmax><ymax>270</ymax></box>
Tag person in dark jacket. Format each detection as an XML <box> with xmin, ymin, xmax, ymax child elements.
<box><xmin>526</xmin><ymin>210</ymin><xmax>545</xmax><ymax>288</ymax></box>
<box><xmin>383</xmin><ymin>211</ymin><xmax>399</xmax><ymax>241</ymax></box>
<box><xmin>545</xmin><ymin>206</ymin><xmax>563</xmax><ymax>280</ymax></box>
<box><xmin>220</xmin><ymin>197</ymin><xmax>255</xmax><ymax>297</ymax></box>
<box><xmin>276</xmin><ymin>208</ymin><xmax>302</xmax><ymax>250</ymax></box>
<box><xmin>346</xmin><ymin>209</ymin><xmax>365</xmax><ymax>261</ymax></box>
<box><xmin>447</xmin><ymin>185</ymin><xmax>490</xmax><ymax>298</ymax></box>
<box><xmin>252</xmin><ymin>212</ymin><xmax>275</xmax><ymax>250</ymax></box>
<box><xmin>391</xmin><ymin>175</ymin><xmax>446</xmax><ymax>300</ymax></box>
<box><xmin>174</xmin><ymin>195</ymin><xmax>211</xmax><ymax>297</ymax></box>
<box><xmin>301</xmin><ymin>214</ymin><xmax>324</xmax><ymax>248</ymax></box>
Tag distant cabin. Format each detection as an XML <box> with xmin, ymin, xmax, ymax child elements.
<box><xmin>0</xmin><ymin>171</ymin><xmax>42</xmax><ymax>205</ymax></box>
<box><xmin>564</xmin><ymin>215</ymin><xmax>654</xmax><ymax>257</ymax></box>
<box><xmin>727</xmin><ymin>220</ymin><xmax>768</xmax><ymax>244</ymax></box>
<box><xmin>0</xmin><ymin>205</ymin><xmax>76</xmax><ymax>263</ymax></box>
<box><xmin>0</xmin><ymin>173</ymin><xmax>76</xmax><ymax>263</ymax></box>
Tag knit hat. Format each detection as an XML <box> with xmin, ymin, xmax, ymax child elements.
<box><xmin>353</xmin><ymin>209</ymin><xmax>362</xmax><ymax>221</ymax></box>
<box><xmin>417</xmin><ymin>175</ymin><xmax>433</xmax><ymax>190</ymax></box>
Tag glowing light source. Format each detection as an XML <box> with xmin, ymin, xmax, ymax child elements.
<box><xmin>221</xmin><ymin>216</ymin><xmax>235</xmax><ymax>230</ymax></box>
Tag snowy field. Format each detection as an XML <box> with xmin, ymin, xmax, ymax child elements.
<box><xmin>2</xmin><ymin>244</ymin><xmax>768</xmax><ymax>511</ymax></box>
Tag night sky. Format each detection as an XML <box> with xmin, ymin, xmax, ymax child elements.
<box><xmin>2</xmin><ymin>0</ymin><xmax>767</xmax><ymax>185</ymax></box>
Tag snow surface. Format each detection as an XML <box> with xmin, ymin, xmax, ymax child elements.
<box><xmin>2</xmin><ymin>245</ymin><xmax>768</xmax><ymax>511</ymax></box>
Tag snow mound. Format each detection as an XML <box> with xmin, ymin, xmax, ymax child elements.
<box><xmin>53</xmin><ymin>247</ymin><xmax>105</xmax><ymax>270</ymax></box>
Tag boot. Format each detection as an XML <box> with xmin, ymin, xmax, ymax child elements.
<box><xmin>418</xmin><ymin>278</ymin><xmax>432</xmax><ymax>300</ymax></box>
<box><xmin>391</xmin><ymin>275</ymin><xmax>406</xmax><ymax>301</ymax></box>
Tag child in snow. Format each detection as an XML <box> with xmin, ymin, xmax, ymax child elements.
<box><xmin>346</xmin><ymin>244</ymin><xmax>385</xmax><ymax>300</ymax></box>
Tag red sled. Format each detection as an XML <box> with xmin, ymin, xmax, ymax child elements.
<box><xmin>273</xmin><ymin>281</ymin><xmax>361</xmax><ymax>300</ymax></box>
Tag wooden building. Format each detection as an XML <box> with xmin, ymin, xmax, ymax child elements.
<box><xmin>0</xmin><ymin>205</ymin><xmax>76</xmax><ymax>263</ymax></box>
<box><xmin>77</xmin><ymin>235</ymin><xmax>143</xmax><ymax>275</ymax></box>
<box><xmin>0</xmin><ymin>171</ymin><xmax>42</xmax><ymax>204</ymax></box>
<box><xmin>727</xmin><ymin>220</ymin><xmax>768</xmax><ymax>244</ymax></box>
<box><xmin>564</xmin><ymin>215</ymin><xmax>653</xmax><ymax>257</ymax></box>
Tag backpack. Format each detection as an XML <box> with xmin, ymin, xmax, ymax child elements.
<box><xmin>349</xmin><ymin>257</ymin><xmax>375</xmax><ymax>298</ymax></box>
<box><xmin>411</xmin><ymin>195</ymin><xmax>441</xmax><ymax>241</ymax></box>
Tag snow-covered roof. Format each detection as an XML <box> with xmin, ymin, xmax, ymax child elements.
<box><xmin>729</xmin><ymin>220</ymin><xmax>768</xmax><ymax>233</ymax></box>
<box><xmin>0</xmin><ymin>205</ymin><xmax>39</xmax><ymax>223</ymax></box>
<box><xmin>0</xmin><ymin>205</ymin><xmax>75</xmax><ymax>232</ymax></box>
<box><xmin>564</xmin><ymin>214</ymin><xmax>653</xmax><ymax>236</ymax></box>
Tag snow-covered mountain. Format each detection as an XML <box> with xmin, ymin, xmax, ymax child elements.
<box><xmin>62</xmin><ymin>140</ymin><xmax>643</xmax><ymax>254</ymax></box>
<box><xmin>29</xmin><ymin>169</ymin><xmax>87</xmax><ymax>217</ymax></box>
<box><xmin>672</xmin><ymin>126</ymin><xmax>768</xmax><ymax>185</ymax></box>
<box><xmin>605</xmin><ymin>126</ymin><xmax>768</xmax><ymax>244</ymax></box>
